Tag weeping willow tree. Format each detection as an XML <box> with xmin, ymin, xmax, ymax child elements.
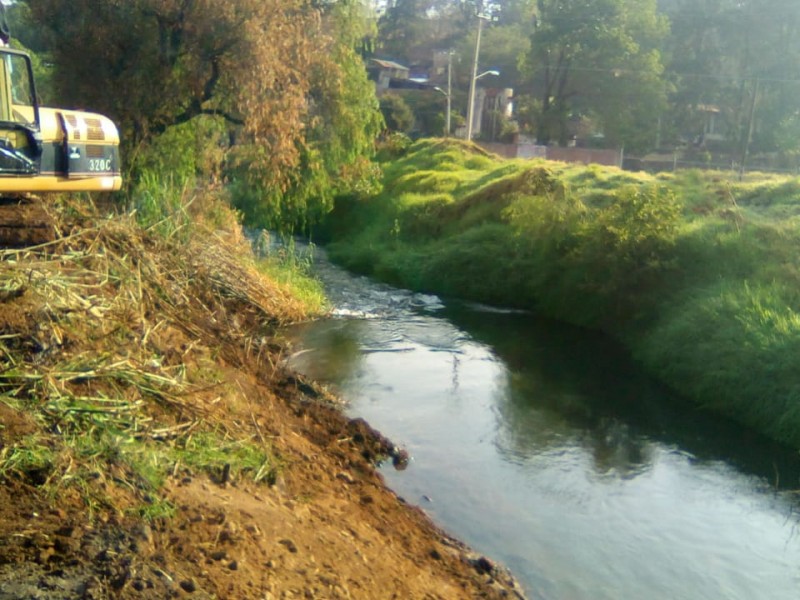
<box><xmin>27</xmin><ymin>0</ymin><xmax>383</xmax><ymax>230</ymax></box>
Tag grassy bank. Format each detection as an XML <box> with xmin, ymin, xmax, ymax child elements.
<box><xmin>320</xmin><ymin>139</ymin><xmax>800</xmax><ymax>449</ymax></box>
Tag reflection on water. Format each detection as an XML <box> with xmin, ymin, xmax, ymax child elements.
<box><xmin>451</xmin><ymin>304</ymin><xmax>800</xmax><ymax>491</ymax></box>
<box><xmin>282</xmin><ymin>248</ymin><xmax>800</xmax><ymax>600</ymax></box>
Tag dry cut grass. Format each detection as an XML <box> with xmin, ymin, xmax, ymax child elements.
<box><xmin>0</xmin><ymin>201</ymin><xmax>309</xmax><ymax>516</ymax></box>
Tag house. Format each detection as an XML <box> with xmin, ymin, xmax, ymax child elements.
<box><xmin>696</xmin><ymin>104</ymin><xmax>725</xmax><ymax>144</ymax></box>
<box><xmin>367</xmin><ymin>59</ymin><xmax>410</xmax><ymax>94</ymax></box>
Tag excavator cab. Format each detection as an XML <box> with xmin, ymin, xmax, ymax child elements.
<box><xmin>0</xmin><ymin>49</ymin><xmax>41</xmax><ymax>176</ymax></box>
<box><xmin>0</xmin><ymin>47</ymin><xmax>121</xmax><ymax>193</ymax></box>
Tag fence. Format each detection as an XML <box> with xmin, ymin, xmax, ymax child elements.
<box><xmin>477</xmin><ymin>142</ymin><xmax>621</xmax><ymax>166</ymax></box>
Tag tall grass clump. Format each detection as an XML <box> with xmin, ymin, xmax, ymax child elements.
<box><xmin>127</xmin><ymin>115</ymin><xmax>228</xmax><ymax>238</ymax></box>
<box><xmin>130</xmin><ymin>169</ymin><xmax>194</xmax><ymax>238</ymax></box>
<box><xmin>254</xmin><ymin>232</ymin><xmax>327</xmax><ymax>315</ymax></box>
<box><xmin>321</xmin><ymin>138</ymin><xmax>800</xmax><ymax>449</ymax></box>
<box><xmin>637</xmin><ymin>281</ymin><xmax>800</xmax><ymax>447</ymax></box>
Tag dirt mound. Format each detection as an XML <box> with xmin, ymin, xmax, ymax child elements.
<box><xmin>0</xmin><ymin>204</ymin><xmax>526</xmax><ymax>599</ymax></box>
<box><xmin>0</xmin><ymin>196</ymin><xmax>55</xmax><ymax>248</ymax></box>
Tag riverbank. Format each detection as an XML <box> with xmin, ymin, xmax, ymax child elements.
<box><xmin>0</xmin><ymin>198</ymin><xmax>525</xmax><ymax>599</ymax></box>
<box><xmin>319</xmin><ymin>139</ymin><xmax>800</xmax><ymax>449</ymax></box>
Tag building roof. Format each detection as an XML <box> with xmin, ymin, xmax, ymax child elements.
<box><xmin>369</xmin><ymin>59</ymin><xmax>409</xmax><ymax>71</ymax></box>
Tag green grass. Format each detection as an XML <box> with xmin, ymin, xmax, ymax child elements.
<box><xmin>0</xmin><ymin>433</ymin><xmax>56</xmax><ymax>483</ymax></box>
<box><xmin>130</xmin><ymin>169</ymin><xmax>195</xmax><ymax>239</ymax></box>
<box><xmin>0</xmin><ymin>420</ymin><xmax>279</xmax><ymax>519</ymax></box>
<box><xmin>637</xmin><ymin>281</ymin><xmax>800</xmax><ymax>443</ymax></box>
<box><xmin>254</xmin><ymin>233</ymin><xmax>327</xmax><ymax>315</ymax></box>
<box><xmin>319</xmin><ymin>137</ymin><xmax>800</xmax><ymax>449</ymax></box>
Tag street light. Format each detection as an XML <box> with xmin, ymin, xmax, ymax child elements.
<box><xmin>432</xmin><ymin>50</ymin><xmax>455</xmax><ymax>137</ymax></box>
<box><xmin>467</xmin><ymin>68</ymin><xmax>499</xmax><ymax>141</ymax></box>
<box><xmin>433</xmin><ymin>86</ymin><xmax>450</xmax><ymax>137</ymax></box>
<box><xmin>466</xmin><ymin>13</ymin><xmax>498</xmax><ymax>141</ymax></box>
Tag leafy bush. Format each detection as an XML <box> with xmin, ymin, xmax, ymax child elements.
<box><xmin>375</xmin><ymin>132</ymin><xmax>413</xmax><ymax>161</ymax></box>
<box><xmin>379</xmin><ymin>93</ymin><xmax>414</xmax><ymax>133</ymax></box>
<box><xmin>131</xmin><ymin>116</ymin><xmax>228</xmax><ymax>185</ymax></box>
<box><xmin>400</xmin><ymin>194</ymin><xmax>454</xmax><ymax>240</ymax></box>
<box><xmin>570</xmin><ymin>185</ymin><xmax>681</xmax><ymax>315</ymax></box>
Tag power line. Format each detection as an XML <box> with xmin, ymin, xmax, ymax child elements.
<box><xmin>529</xmin><ymin>64</ymin><xmax>800</xmax><ymax>85</ymax></box>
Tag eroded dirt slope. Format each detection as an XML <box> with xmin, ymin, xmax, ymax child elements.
<box><xmin>0</xmin><ymin>201</ymin><xmax>526</xmax><ymax>599</ymax></box>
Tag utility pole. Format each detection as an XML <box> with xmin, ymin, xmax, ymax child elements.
<box><xmin>435</xmin><ymin>51</ymin><xmax>456</xmax><ymax>137</ymax></box>
<box><xmin>445</xmin><ymin>51</ymin><xmax>452</xmax><ymax>137</ymax></box>
<box><xmin>739</xmin><ymin>77</ymin><xmax>759</xmax><ymax>181</ymax></box>
<box><xmin>466</xmin><ymin>14</ymin><xmax>490</xmax><ymax>142</ymax></box>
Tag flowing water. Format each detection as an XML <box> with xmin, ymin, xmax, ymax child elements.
<box><xmin>281</xmin><ymin>247</ymin><xmax>800</xmax><ymax>600</ymax></box>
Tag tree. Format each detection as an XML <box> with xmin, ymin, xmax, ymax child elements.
<box><xmin>262</xmin><ymin>0</ymin><xmax>384</xmax><ymax>225</ymax></box>
<box><xmin>520</xmin><ymin>0</ymin><xmax>669</xmax><ymax>151</ymax></box>
<box><xmin>29</xmin><ymin>1</ymin><xmax>318</xmax><ymax>169</ymax></box>
<box><xmin>378</xmin><ymin>0</ymin><xmax>440</xmax><ymax>64</ymax></box>
<box><xmin>376</xmin><ymin>0</ymin><xmax>507</xmax><ymax>68</ymax></box>
<box><xmin>26</xmin><ymin>0</ymin><xmax>383</xmax><ymax>229</ymax></box>
<box><xmin>5</xmin><ymin>2</ymin><xmax>48</xmax><ymax>53</ymax></box>
<box><xmin>662</xmin><ymin>0</ymin><xmax>800</xmax><ymax>159</ymax></box>
<box><xmin>379</xmin><ymin>93</ymin><xmax>415</xmax><ymax>132</ymax></box>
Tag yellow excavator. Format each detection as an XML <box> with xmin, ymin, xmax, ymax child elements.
<box><xmin>0</xmin><ymin>9</ymin><xmax>121</xmax><ymax>247</ymax></box>
<box><xmin>0</xmin><ymin>48</ymin><xmax>121</xmax><ymax>193</ymax></box>
<box><xmin>0</xmin><ymin>6</ymin><xmax>121</xmax><ymax>194</ymax></box>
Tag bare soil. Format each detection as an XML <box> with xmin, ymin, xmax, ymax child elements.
<box><xmin>0</xmin><ymin>200</ymin><xmax>526</xmax><ymax>600</ymax></box>
<box><xmin>0</xmin><ymin>196</ymin><xmax>55</xmax><ymax>248</ymax></box>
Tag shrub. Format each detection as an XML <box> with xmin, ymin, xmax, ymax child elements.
<box><xmin>375</xmin><ymin>132</ymin><xmax>413</xmax><ymax>161</ymax></box>
<box><xmin>571</xmin><ymin>185</ymin><xmax>681</xmax><ymax>304</ymax></box>
<box><xmin>379</xmin><ymin>93</ymin><xmax>414</xmax><ymax>133</ymax></box>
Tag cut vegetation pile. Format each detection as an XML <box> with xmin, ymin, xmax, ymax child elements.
<box><xmin>0</xmin><ymin>205</ymin><xmax>304</xmax><ymax>508</ymax></box>
<box><xmin>0</xmin><ymin>199</ymin><xmax>524</xmax><ymax>599</ymax></box>
<box><xmin>321</xmin><ymin>139</ymin><xmax>800</xmax><ymax>450</ymax></box>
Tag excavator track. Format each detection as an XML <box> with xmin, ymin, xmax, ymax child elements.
<box><xmin>0</xmin><ymin>194</ymin><xmax>55</xmax><ymax>248</ymax></box>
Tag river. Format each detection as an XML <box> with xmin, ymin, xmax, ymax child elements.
<box><xmin>280</xmin><ymin>245</ymin><xmax>800</xmax><ymax>600</ymax></box>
